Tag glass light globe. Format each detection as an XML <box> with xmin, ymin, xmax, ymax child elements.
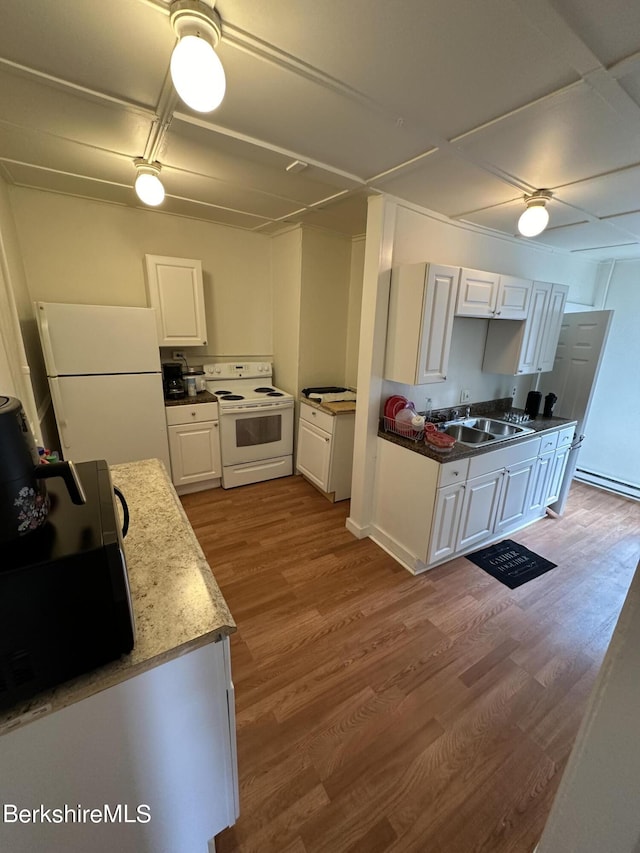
<box><xmin>518</xmin><ymin>204</ymin><xmax>549</xmax><ymax>237</ymax></box>
<box><xmin>171</xmin><ymin>35</ymin><xmax>226</xmax><ymax>112</ymax></box>
<box><xmin>135</xmin><ymin>171</ymin><xmax>165</xmax><ymax>206</ymax></box>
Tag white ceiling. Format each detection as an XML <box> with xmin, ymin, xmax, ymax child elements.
<box><xmin>2</xmin><ymin>0</ymin><xmax>640</xmax><ymax>260</ymax></box>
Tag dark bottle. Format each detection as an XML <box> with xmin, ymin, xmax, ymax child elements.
<box><xmin>543</xmin><ymin>393</ymin><xmax>558</xmax><ymax>418</ymax></box>
<box><xmin>524</xmin><ymin>390</ymin><xmax>542</xmax><ymax>419</ymax></box>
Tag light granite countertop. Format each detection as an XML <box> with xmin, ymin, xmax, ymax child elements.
<box><xmin>300</xmin><ymin>396</ymin><xmax>357</xmax><ymax>416</ymax></box>
<box><xmin>0</xmin><ymin>458</ymin><xmax>235</xmax><ymax>735</ymax></box>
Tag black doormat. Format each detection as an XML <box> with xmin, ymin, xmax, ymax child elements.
<box><xmin>465</xmin><ymin>539</ymin><xmax>557</xmax><ymax>589</ymax></box>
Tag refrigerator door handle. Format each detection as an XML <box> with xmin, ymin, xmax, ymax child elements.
<box><xmin>49</xmin><ymin>378</ymin><xmax>71</xmax><ymax>450</ymax></box>
<box><xmin>36</xmin><ymin>303</ymin><xmax>57</xmax><ymax>377</ymax></box>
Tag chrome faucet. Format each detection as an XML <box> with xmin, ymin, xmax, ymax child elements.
<box><xmin>465</xmin><ymin>406</ymin><xmax>471</xmax><ymax>418</ymax></box>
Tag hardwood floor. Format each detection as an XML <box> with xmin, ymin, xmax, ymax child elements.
<box><xmin>181</xmin><ymin>477</ymin><xmax>640</xmax><ymax>853</ymax></box>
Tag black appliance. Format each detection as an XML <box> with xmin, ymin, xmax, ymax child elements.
<box><xmin>0</xmin><ymin>459</ymin><xmax>135</xmax><ymax>709</ymax></box>
<box><xmin>0</xmin><ymin>396</ymin><xmax>86</xmax><ymax>543</ymax></box>
<box><xmin>162</xmin><ymin>361</ymin><xmax>185</xmax><ymax>399</ymax></box>
<box><xmin>543</xmin><ymin>393</ymin><xmax>558</xmax><ymax>418</ymax></box>
<box><xmin>525</xmin><ymin>390</ymin><xmax>542</xmax><ymax>420</ymax></box>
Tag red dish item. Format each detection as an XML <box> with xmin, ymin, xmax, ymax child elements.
<box><xmin>425</xmin><ymin>430</ymin><xmax>456</xmax><ymax>451</ymax></box>
<box><xmin>385</xmin><ymin>395</ymin><xmax>408</xmax><ymax>420</ymax></box>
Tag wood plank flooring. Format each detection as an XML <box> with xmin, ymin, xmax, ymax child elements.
<box><xmin>181</xmin><ymin>477</ymin><xmax>640</xmax><ymax>853</ymax></box>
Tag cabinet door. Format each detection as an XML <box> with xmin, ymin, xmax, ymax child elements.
<box><xmin>456</xmin><ymin>470</ymin><xmax>504</xmax><ymax>551</ymax></box>
<box><xmin>145</xmin><ymin>255</ymin><xmax>207</xmax><ymax>347</ymax></box>
<box><xmin>516</xmin><ymin>281</ymin><xmax>551</xmax><ymax>374</ymax></box>
<box><xmin>495</xmin><ymin>276</ymin><xmax>532</xmax><ymax>320</ymax></box>
<box><xmin>494</xmin><ymin>458</ymin><xmax>536</xmax><ymax>534</ymax></box>
<box><xmin>168</xmin><ymin>420</ymin><xmax>221</xmax><ymax>486</ymax></box>
<box><xmin>385</xmin><ymin>263</ymin><xmax>459</xmax><ymax>384</ymax></box>
<box><xmin>455</xmin><ymin>268</ymin><xmax>499</xmax><ymax>317</ymax></box>
<box><xmin>428</xmin><ymin>483</ymin><xmax>465</xmax><ymax>564</ymax></box>
<box><xmin>537</xmin><ymin>284</ymin><xmax>569</xmax><ymax>373</ymax></box>
<box><xmin>546</xmin><ymin>446</ymin><xmax>570</xmax><ymax>505</ymax></box>
<box><xmin>528</xmin><ymin>451</ymin><xmax>554</xmax><ymax>516</ymax></box>
<box><xmin>296</xmin><ymin>418</ymin><xmax>332</xmax><ymax>491</ymax></box>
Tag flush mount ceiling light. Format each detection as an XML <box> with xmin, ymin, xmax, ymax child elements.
<box><xmin>170</xmin><ymin>0</ymin><xmax>226</xmax><ymax>113</ymax></box>
<box><xmin>134</xmin><ymin>160</ymin><xmax>165</xmax><ymax>206</ymax></box>
<box><xmin>517</xmin><ymin>190</ymin><xmax>553</xmax><ymax>237</ymax></box>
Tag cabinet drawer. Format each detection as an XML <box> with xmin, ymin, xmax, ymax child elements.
<box><xmin>299</xmin><ymin>402</ymin><xmax>335</xmax><ymax>434</ymax></box>
<box><xmin>468</xmin><ymin>437</ymin><xmax>541</xmax><ymax>479</ymax></box>
<box><xmin>438</xmin><ymin>458</ymin><xmax>470</xmax><ymax>488</ymax></box>
<box><xmin>538</xmin><ymin>431</ymin><xmax>559</xmax><ymax>454</ymax></box>
<box><xmin>166</xmin><ymin>402</ymin><xmax>219</xmax><ymax>426</ymax></box>
<box><xmin>556</xmin><ymin>425</ymin><xmax>575</xmax><ymax>448</ymax></box>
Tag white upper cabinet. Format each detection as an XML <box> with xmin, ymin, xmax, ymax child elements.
<box><xmin>483</xmin><ymin>282</ymin><xmax>569</xmax><ymax>375</ymax></box>
<box><xmin>384</xmin><ymin>263</ymin><xmax>459</xmax><ymax>385</ymax></box>
<box><xmin>145</xmin><ymin>255</ymin><xmax>208</xmax><ymax>347</ymax></box>
<box><xmin>494</xmin><ymin>275</ymin><xmax>532</xmax><ymax>320</ymax></box>
<box><xmin>455</xmin><ymin>268</ymin><xmax>500</xmax><ymax>318</ymax></box>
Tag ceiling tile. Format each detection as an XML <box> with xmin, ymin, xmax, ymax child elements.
<box><xmin>0</xmin><ymin>0</ymin><xmax>171</xmax><ymax>107</ymax></box>
<box><xmin>555</xmin><ymin>165</ymin><xmax>640</xmax><ymax>218</ymax></box>
<box><xmin>158</xmin><ymin>197</ymin><xmax>266</xmax><ymax>229</ymax></box>
<box><xmin>456</xmin><ymin>82</ymin><xmax>640</xmax><ymax>190</ymax></box>
<box><xmin>372</xmin><ymin>150</ymin><xmax>520</xmax><ymax>217</ymax></box>
<box><xmin>528</xmin><ymin>220</ymin><xmax>631</xmax><ymax>251</ymax></box>
<box><xmin>223</xmin><ymin>0</ymin><xmax>579</xmax><ymax>139</ymax></box>
<box><xmin>461</xmin><ymin>197</ymin><xmax>586</xmax><ymax>235</ymax></box>
<box><xmin>4</xmin><ymin>162</ymin><xmax>133</xmax><ymax>205</ymax></box>
<box><xmin>602</xmin><ymin>211</ymin><xmax>640</xmax><ymax>239</ymax></box>
<box><xmin>550</xmin><ymin>0</ymin><xmax>640</xmax><ymax>66</ymax></box>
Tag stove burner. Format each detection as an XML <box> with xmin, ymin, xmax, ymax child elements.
<box><xmin>214</xmin><ymin>390</ymin><xmax>233</xmax><ymax>395</ymax></box>
<box><xmin>221</xmin><ymin>394</ymin><xmax>244</xmax><ymax>400</ymax></box>
<box><xmin>255</xmin><ymin>387</ymin><xmax>275</xmax><ymax>393</ymax></box>
<box><xmin>266</xmin><ymin>391</ymin><xmax>284</xmax><ymax>397</ymax></box>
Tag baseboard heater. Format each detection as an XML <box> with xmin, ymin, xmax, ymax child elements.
<box><xmin>574</xmin><ymin>468</ymin><xmax>640</xmax><ymax>501</ymax></box>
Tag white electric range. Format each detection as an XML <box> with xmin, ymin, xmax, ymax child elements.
<box><xmin>203</xmin><ymin>362</ymin><xmax>294</xmax><ymax>489</ymax></box>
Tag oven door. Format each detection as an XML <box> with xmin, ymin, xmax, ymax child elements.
<box><xmin>219</xmin><ymin>402</ymin><xmax>294</xmax><ymax>466</ymax></box>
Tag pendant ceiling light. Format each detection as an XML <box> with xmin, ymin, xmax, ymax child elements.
<box><xmin>518</xmin><ymin>190</ymin><xmax>552</xmax><ymax>237</ymax></box>
<box><xmin>134</xmin><ymin>160</ymin><xmax>165</xmax><ymax>206</ymax></box>
<box><xmin>170</xmin><ymin>0</ymin><xmax>226</xmax><ymax>113</ymax></box>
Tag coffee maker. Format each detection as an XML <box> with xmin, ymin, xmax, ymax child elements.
<box><xmin>162</xmin><ymin>362</ymin><xmax>185</xmax><ymax>400</ymax></box>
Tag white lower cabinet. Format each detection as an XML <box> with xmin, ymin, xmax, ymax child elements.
<box><xmin>372</xmin><ymin>423</ymin><xmax>575</xmax><ymax>574</ymax></box>
<box><xmin>296</xmin><ymin>402</ymin><xmax>355</xmax><ymax>501</ymax></box>
<box><xmin>166</xmin><ymin>403</ymin><xmax>221</xmax><ymax>493</ymax></box>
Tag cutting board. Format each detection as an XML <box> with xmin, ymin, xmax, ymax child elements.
<box><xmin>323</xmin><ymin>401</ymin><xmax>356</xmax><ymax>414</ymax></box>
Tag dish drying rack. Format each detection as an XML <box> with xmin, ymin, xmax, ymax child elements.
<box><xmin>383</xmin><ymin>415</ymin><xmax>425</xmax><ymax>442</ymax></box>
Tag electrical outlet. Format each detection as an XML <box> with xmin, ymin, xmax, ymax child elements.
<box><xmin>460</xmin><ymin>389</ymin><xmax>471</xmax><ymax>403</ymax></box>
<box><xmin>172</xmin><ymin>350</ymin><xmax>185</xmax><ymax>360</ymax></box>
<box><xmin>511</xmin><ymin>385</ymin><xmax>517</xmax><ymax>399</ymax></box>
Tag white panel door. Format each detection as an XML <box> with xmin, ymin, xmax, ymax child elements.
<box><xmin>456</xmin><ymin>268</ymin><xmax>499</xmax><ymax>317</ymax></box>
<box><xmin>51</xmin><ymin>373</ymin><xmax>170</xmax><ymax>471</ymax></box>
<box><xmin>494</xmin><ymin>458</ymin><xmax>536</xmax><ymax>534</ymax></box>
<box><xmin>144</xmin><ymin>255</ymin><xmax>207</xmax><ymax>347</ymax></box>
<box><xmin>428</xmin><ymin>483</ymin><xmax>465</xmax><ymax>564</ymax></box>
<box><xmin>168</xmin><ymin>421</ymin><xmax>220</xmax><ymax>486</ymax></box>
<box><xmin>296</xmin><ymin>419</ymin><xmax>332</xmax><ymax>491</ymax></box>
<box><xmin>456</xmin><ymin>470</ymin><xmax>504</xmax><ymax>551</ymax></box>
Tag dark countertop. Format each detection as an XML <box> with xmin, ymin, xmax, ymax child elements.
<box><xmin>164</xmin><ymin>390</ymin><xmax>218</xmax><ymax>407</ymax></box>
<box><xmin>379</xmin><ymin>410</ymin><xmax>577</xmax><ymax>464</ymax></box>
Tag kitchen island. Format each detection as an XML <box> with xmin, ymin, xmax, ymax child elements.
<box><xmin>0</xmin><ymin>458</ymin><xmax>237</xmax><ymax>853</ymax></box>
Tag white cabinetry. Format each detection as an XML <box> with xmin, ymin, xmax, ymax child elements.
<box><xmin>495</xmin><ymin>275</ymin><xmax>532</xmax><ymax>319</ymax></box>
<box><xmin>385</xmin><ymin>263</ymin><xmax>459</xmax><ymax>384</ymax></box>
<box><xmin>166</xmin><ymin>402</ymin><xmax>221</xmax><ymax>494</ymax></box>
<box><xmin>456</xmin><ymin>469</ymin><xmax>504</xmax><ymax>550</ymax></box>
<box><xmin>455</xmin><ymin>268</ymin><xmax>500</xmax><ymax>317</ymax></box>
<box><xmin>145</xmin><ymin>254</ymin><xmax>207</xmax><ymax>347</ymax></box>
<box><xmin>494</xmin><ymin>457</ymin><xmax>537</xmax><ymax>535</ymax></box>
<box><xmin>483</xmin><ymin>282</ymin><xmax>568</xmax><ymax>375</ymax></box>
<box><xmin>297</xmin><ymin>403</ymin><xmax>355</xmax><ymax>501</ymax></box>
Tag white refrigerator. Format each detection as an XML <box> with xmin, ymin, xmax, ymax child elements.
<box><xmin>36</xmin><ymin>301</ymin><xmax>171</xmax><ymax>472</ymax></box>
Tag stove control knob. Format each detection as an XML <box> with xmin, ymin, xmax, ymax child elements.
<box><xmin>214</xmin><ymin>367</ymin><xmax>221</xmax><ymax>374</ymax></box>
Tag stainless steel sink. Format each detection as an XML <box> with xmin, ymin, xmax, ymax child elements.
<box><xmin>444</xmin><ymin>424</ymin><xmax>495</xmax><ymax>444</ymax></box>
<box><xmin>442</xmin><ymin>417</ymin><xmax>534</xmax><ymax>447</ymax></box>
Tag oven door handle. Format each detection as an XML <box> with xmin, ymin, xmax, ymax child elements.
<box><xmin>222</xmin><ymin>402</ymin><xmax>294</xmax><ymax>415</ymax></box>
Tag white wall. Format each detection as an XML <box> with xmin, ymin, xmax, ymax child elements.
<box><xmin>299</xmin><ymin>227</ymin><xmax>352</xmax><ymax>392</ymax></box>
<box><xmin>345</xmin><ymin>236</ymin><xmax>365</xmax><ymax>389</ymax></box>
<box><xmin>576</xmin><ymin>259</ymin><xmax>640</xmax><ymax>492</ymax></box>
<box><xmin>9</xmin><ymin>188</ymin><xmax>273</xmax><ymax>360</ymax></box>
<box><xmin>348</xmin><ymin>196</ymin><xmax>601</xmax><ymax>533</ymax></box>
<box><xmin>271</xmin><ymin>227</ymin><xmax>302</xmax><ymax>395</ymax></box>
